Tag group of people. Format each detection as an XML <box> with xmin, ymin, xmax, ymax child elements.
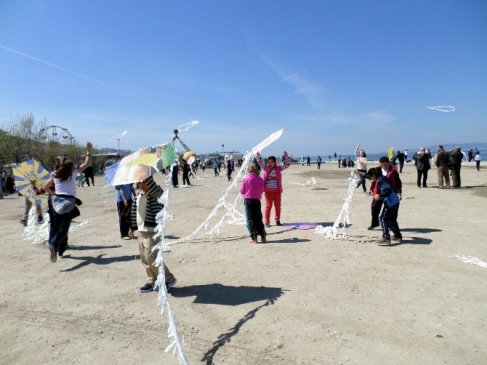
<box><xmin>356</xmin><ymin>144</ymin><xmax>483</xmax><ymax>245</ymax></box>
<box><xmin>240</xmin><ymin>155</ymin><xmax>287</xmax><ymax>243</ymax></box>
<box><xmin>412</xmin><ymin>145</ymin><xmax>481</xmax><ymax>189</ymax></box>
<box><xmin>19</xmin><ymin>142</ymin><xmax>178</xmax><ymax>295</ymax></box>
<box><xmin>352</xmin><ymin>145</ymin><xmax>403</xmax><ymax>245</ymax></box>
<box><xmin>337</xmin><ymin>155</ymin><xmax>355</xmax><ymax>168</ymax></box>
<box><xmin>0</xmin><ymin>171</ymin><xmax>16</xmax><ymax>199</ymax></box>
<box><xmin>13</xmin><ymin>142</ymin><xmax>482</xmax><ymax>294</ymax></box>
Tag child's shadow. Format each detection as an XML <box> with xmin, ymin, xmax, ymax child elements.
<box><xmin>59</xmin><ymin>254</ymin><xmax>140</xmax><ymax>272</ymax></box>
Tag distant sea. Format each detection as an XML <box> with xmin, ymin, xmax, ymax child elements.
<box><xmin>294</xmin><ymin>148</ymin><xmax>487</xmax><ymax>163</ymax></box>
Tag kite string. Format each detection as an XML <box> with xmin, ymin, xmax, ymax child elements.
<box><xmin>315</xmin><ymin>171</ymin><xmax>358</xmax><ymax>239</ymax></box>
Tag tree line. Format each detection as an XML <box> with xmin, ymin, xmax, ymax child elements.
<box><xmin>0</xmin><ymin>114</ymin><xmax>89</xmax><ymax>171</ymax></box>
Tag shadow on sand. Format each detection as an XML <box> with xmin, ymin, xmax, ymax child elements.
<box><xmin>171</xmin><ymin>284</ymin><xmax>285</xmax><ymax>364</ymax></box>
<box><xmin>59</xmin><ymin>254</ymin><xmax>139</xmax><ymax>272</ymax></box>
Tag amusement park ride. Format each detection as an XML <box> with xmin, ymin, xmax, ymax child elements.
<box><xmin>36</xmin><ymin>125</ymin><xmax>74</xmax><ymax>144</ymax></box>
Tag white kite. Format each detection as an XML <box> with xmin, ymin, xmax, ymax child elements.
<box><xmin>167</xmin><ymin>129</ymin><xmax>284</xmax><ymax>245</ymax></box>
<box><xmin>177</xmin><ymin>120</ymin><xmax>199</xmax><ymax>132</ymax></box>
<box><xmin>148</xmin><ymin>128</ymin><xmax>285</xmax><ymax>364</ymax></box>
<box><xmin>425</xmin><ymin>106</ymin><xmax>455</xmax><ymax>112</ymax></box>
<box><xmin>315</xmin><ymin>171</ymin><xmax>358</xmax><ymax>239</ymax></box>
<box><xmin>454</xmin><ymin>255</ymin><xmax>487</xmax><ymax>269</ymax></box>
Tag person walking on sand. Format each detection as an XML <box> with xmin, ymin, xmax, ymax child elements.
<box><xmin>128</xmin><ymin>176</ymin><xmax>177</xmax><ymax>293</ymax></box>
<box><xmin>181</xmin><ymin>159</ymin><xmax>191</xmax><ymax>186</ymax></box>
<box><xmin>44</xmin><ymin>142</ymin><xmax>93</xmax><ymax>263</ymax></box>
<box><xmin>240</xmin><ymin>163</ymin><xmax>267</xmax><ymax>243</ymax></box>
<box><xmin>317</xmin><ymin>156</ymin><xmax>322</xmax><ymax>169</ymax></box>
<box><xmin>84</xmin><ymin>164</ymin><xmax>95</xmax><ymax>186</ymax></box>
<box><xmin>212</xmin><ymin>159</ymin><xmax>220</xmax><ymax>176</ymax></box>
<box><xmin>171</xmin><ymin>162</ymin><xmax>179</xmax><ymax>188</ymax></box>
<box><xmin>355</xmin><ymin>144</ymin><xmax>368</xmax><ymax>193</ymax></box>
<box><xmin>396</xmin><ymin>150</ymin><xmax>406</xmax><ymax>173</ymax></box>
<box><xmin>475</xmin><ymin>151</ymin><xmax>481</xmax><ymax>171</ymax></box>
<box><xmin>226</xmin><ymin>159</ymin><xmax>234</xmax><ymax>181</ymax></box>
<box><xmin>116</xmin><ymin>183</ymin><xmax>135</xmax><ymax>240</ymax></box>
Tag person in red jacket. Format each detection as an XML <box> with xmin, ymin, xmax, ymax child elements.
<box><xmin>263</xmin><ymin>156</ymin><xmax>284</xmax><ymax>227</ymax></box>
<box><xmin>377</xmin><ymin>156</ymin><xmax>403</xmax><ymax>243</ymax></box>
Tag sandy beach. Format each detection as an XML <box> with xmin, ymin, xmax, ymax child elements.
<box><xmin>1</xmin><ymin>162</ymin><xmax>486</xmax><ymax>365</ymax></box>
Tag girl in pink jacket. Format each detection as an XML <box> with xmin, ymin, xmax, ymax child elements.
<box><xmin>240</xmin><ymin>163</ymin><xmax>267</xmax><ymax>243</ymax></box>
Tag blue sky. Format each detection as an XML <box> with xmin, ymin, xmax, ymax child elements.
<box><xmin>1</xmin><ymin>1</ymin><xmax>486</xmax><ymax>157</ymax></box>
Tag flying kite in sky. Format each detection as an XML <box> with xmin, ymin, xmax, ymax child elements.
<box><xmin>425</xmin><ymin>106</ymin><xmax>455</xmax><ymax>112</ymax></box>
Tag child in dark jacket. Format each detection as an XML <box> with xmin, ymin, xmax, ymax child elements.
<box><xmin>240</xmin><ymin>163</ymin><xmax>266</xmax><ymax>243</ymax></box>
<box><xmin>367</xmin><ymin>167</ymin><xmax>402</xmax><ymax>245</ymax></box>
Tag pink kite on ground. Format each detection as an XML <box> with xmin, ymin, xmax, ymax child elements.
<box><xmin>282</xmin><ymin>222</ymin><xmax>318</xmax><ymax>230</ymax></box>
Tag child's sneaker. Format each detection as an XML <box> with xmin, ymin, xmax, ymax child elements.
<box><xmin>165</xmin><ymin>278</ymin><xmax>177</xmax><ymax>291</ymax></box>
<box><xmin>260</xmin><ymin>237</ymin><xmax>267</xmax><ymax>243</ymax></box>
<box><xmin>377</xmin><ymin>238</ymin><xmax>391</xmax><ymax>245</ymax></box>
<box><xmin>275</xmin><ymin>220</ymin><xmax>282</xmax><ymax>226</ymax></box>
<box><xmin>391</xmin><ymin>235</ymin><xmax>402</xmax><ymax>243</ymax></box>
<box><xmin>249</xmin><ymin>238</ymin><xmax>257</xmax><ymax>243</ymax></box>
<box><xmin>265</xmin><ymin>222</ymin><xmax>271</xmax><ymax>228</ymax></box>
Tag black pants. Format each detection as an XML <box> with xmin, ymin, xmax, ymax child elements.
<box><xmin>380</xmin><ymin>203</ymin><xmax>401</xmax><ymax>239</ymax></box>
<box><xmin>85</xmin><ymin>173</ymin><xmax>94</xmax><ymax>186</ymax></box>
<box><xmin>49</xmin><ymin>212</ymin><xmax>72</xmax><ymax>255</ymax></box>
<box><xmin>172</xmin><ymin>174</ymin><xmax>179</xmax><ymax>187</ymax></box>
<box><xmin>417</xmin><ymin>169</ymin><xmax>428</xmax><ymax>187</ymax></box>
<box><xmin>244</xmin><ymin>199</ymin><xmax>266</xmax><ymax>239</ymax></box>
<box><xmin>317</xmin><ymin>162</ymin><xmax>321</xmax><ymax>169</ymax></box>
<box><xmin>371</xmin><ymin>199</ymin><xmax>383</xmax><ymax>228</ymax></box>
<box><xmin>117</xmin><ymin>200</ymin><xmax>132</xmax><ymax>237</ymax></box>
<box><xmin>183</xmin><ymin>172</ymin><xmax>191</xmax><ymax>185</ymax></box>
<box><xmin>450</xmin><ymin>166</ymin><xmax>461</xmax><ymax>187</ymax></box>
<box><xmin>356</xmin><ymin>169</ymin><xmax>367</xmax><ymax>192</ymax></box>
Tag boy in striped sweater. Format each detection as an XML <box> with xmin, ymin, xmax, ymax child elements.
<box><xmin>129</xmin><ymin>176</ymin><xmax>177</xmax><ymax>293</ymax></box>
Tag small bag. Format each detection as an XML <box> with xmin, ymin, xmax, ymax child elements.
<box><xmin>52</xmin><ymin>195</ymin><xmax>76</xmax><ymax>214</ymax></box>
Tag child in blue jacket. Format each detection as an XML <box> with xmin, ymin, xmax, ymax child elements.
<box><xmin>367</xmin><ymin>167</ymin><xmax>402</xmax><ymax>245</ymax></box>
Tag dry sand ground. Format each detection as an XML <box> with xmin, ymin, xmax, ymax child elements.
<box><xmin>1</xmin><ymin>162</ymin><xmax>486</xmax><ymax>365</ymax></box>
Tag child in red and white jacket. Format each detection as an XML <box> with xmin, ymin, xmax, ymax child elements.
<box><xmin>263</xmin><ymin>155</ymin><xmax>285</xmax><ymax>227</ymax></box>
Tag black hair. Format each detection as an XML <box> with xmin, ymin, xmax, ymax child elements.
<box><xmin>379</xmin><ymin>156</ymin><xmax>389</xmax><ymax>163</ymax></box>
<box><xmin>367</xmin><ymin>167</ymin><xmax>380</xmax><ymax>178</ymax></box>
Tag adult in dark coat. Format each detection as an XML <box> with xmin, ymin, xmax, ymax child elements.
<box><xmin>396</xmin><ymin>151</ymin><xmax>406</xmax><ymax>173</ymax></box>
<box><xmin>435</xmin><ymin>145</ymin><xmax>451</xmax><ymax>188</ymax></box>
<box><xmin>449</xmin><ymin>146</ymin><xmax>463</xmax><ymax>188</ymax></box>
<box><xmin>84</xmin><ymin>165</ymin><xmax>95</xmax><ymax>186</ymax></box>
<box><xmin>416</xmin><ymin>147</ymin><xmax>431</xmax><ymax>188</ymax></box>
